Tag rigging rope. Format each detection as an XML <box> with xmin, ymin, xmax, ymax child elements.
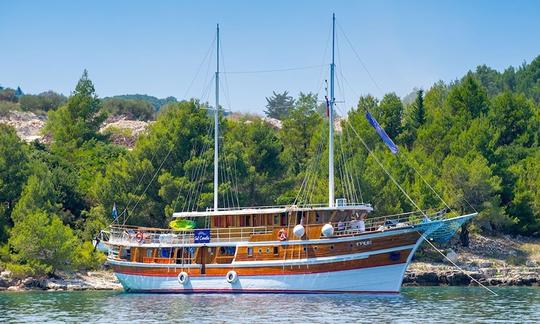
<box><xmin>343</xmin><ymin>118</ymin><xmax>428</xmax><ymax>217</ymax></box>
<box><xmin>122</xmin><ymin>145</ymin><xmax>175</xmax><ymax>225</ymax></box>
<box><xmin>223</xmin><ymin>64</ymin><xmax>325</xmax><ymax>74</ymax></box>
<box><xmin>418</xmin><ymin>231</ymin><xmax>498</xmax><ymax>296</ymax></box>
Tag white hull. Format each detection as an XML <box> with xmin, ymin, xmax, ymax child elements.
<box><xmin>115</xmin><ymin>263</ymin><xmax>407</xmax><ymax>294</ymax></box>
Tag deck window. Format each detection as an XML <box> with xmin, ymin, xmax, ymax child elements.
<box><xmin>146</xmin><ymin>248</ymin><xmax>153</xmax><ymax>258</ymax></box>
<box><xmin>247</xmin><ymin>247</ymin><xmax>253</xmax><ymax>256</ymax></box>
<box><xmin>220</xmin><ymin>247</ymin><xmax>236</xmax><ymax>256</ymax></box>
<box><xmin>121</xmin><ymin>247</ymin><xmax>131</xmax><ymax>260</ymax></box>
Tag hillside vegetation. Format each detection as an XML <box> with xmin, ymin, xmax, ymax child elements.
<box><xmin>0</xmin><ymin>55</ymin><xmax>539</xmax><ymax>277</ymax></box>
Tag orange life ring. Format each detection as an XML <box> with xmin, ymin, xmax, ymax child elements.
<box><xmin>278</xmin><ymin>228</ymin><xmax>288</xmax><ymax>241</ymax></box>
<box><xmin>135</xmin><ymin>231</ymin><xmax>144</xmax><ymax>243</ymax></box>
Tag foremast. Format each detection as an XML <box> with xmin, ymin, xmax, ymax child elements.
<box><xmin>214</xmin><ymin>24</ymin><xmax>220</xmax><ymax>212</ymax></box>
<box><xmin>328</xmin><ymin>13</ymin><xmax>336</xmax><ymax>208</ymax></box>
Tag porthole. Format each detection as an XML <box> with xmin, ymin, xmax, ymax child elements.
<box><xmin>303</xmin><ymin>246</ymin><xmax>307</xmax><ymax>252</ymax></box>
<box><xmin>266</xmin><ymin>248</ymin><xmax>270</xmax><ymax>253</ymax></box>
<box><xmin>330</xmin><ymin>245</ymin><xmax>334</xmax><ymax>250</ymax></box>
<box><xmin>258</xmin><ymin>248</ymin><xmax>262</xmax><ymax>253</ymax></box>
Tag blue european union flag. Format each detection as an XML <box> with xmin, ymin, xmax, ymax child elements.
<box><xmin>365</xmin><ymin>111</ymin><xmax>399</xmax><ymax>154</ymax></box>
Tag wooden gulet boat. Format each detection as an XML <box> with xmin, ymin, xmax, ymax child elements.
<box><xmin>103</xmin><ymin>15</ymin><xmax>476</xmax><ymax>294</ymax></box>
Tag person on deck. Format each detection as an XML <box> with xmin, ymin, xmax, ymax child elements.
<box><xmin>357</xmin><ymin>214</ymin><xmax>366</xmax><ymax>232</ymax></box>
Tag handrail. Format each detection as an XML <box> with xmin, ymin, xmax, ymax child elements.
<box><xmin>107</xmin><ymin>209</ymin><xmax>448</xmax><ymax>245</ymax></box>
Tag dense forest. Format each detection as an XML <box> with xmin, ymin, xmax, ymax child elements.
<box><xmin>0</xmin><ymin>55</ymin><xmax>539</xmax><ymax>278</ymax></box>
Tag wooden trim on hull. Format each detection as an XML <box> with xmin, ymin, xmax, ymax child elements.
<box><xmin>112</xmin><ymin>249</ymin><xmax>412</xmax><ymax>277</ymax></box>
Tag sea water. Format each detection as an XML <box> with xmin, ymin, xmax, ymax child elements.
<box><xmin>0</xmin><ymin>287</ymin><xmax>539</xmax><ymax>323</ymax></box>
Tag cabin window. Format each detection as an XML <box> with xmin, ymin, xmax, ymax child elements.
<box><xmin>266</xmin><ymin>248</ymin><xmax>270</xmax><ymax>253</ymax></box>
<box><xmin>280</xmin><ymin>214</ymin><xmax>287</xmax><ymax>226</ymax></box>
<box><xmin>273</xmin><ymin>246</ymin><xmax>279</xmax><ymax>255</ymax></box>
<box><xmin>220</xmin><ymin>247</ymin><xmax>236</xmax><ymax>256</ymax></box>
<box><xmin>121</xmin><ymin>247</ymin><xmax>131</xmax><ymax>260</ymax></box>
<box><xmin>316</xmin><ymin>213</ymin><xmax>320</xmax><ymax>222</ymax></box>
<box><xmin>296</xmin><ymin>212</ymin><xmax>302</xmax><ymax>225</ymax></box>
<box><xmin>146</xmin><ymin>248</ymin><xmax>153</xmax><ymax>258</ymax></box>
<box><xmin>273</xmin><ymin>215</ymin><xmax>279</xmax><ymax>225</ymax></box>
<box><xmin>247</xmin><ymin>247</ymin><xmax>253</xmax><ymax>256</ymax></box>
<box><xmin>246</xmin><ymin>215</ymin><xmax>252</xmax><ymax>227</ymax></box>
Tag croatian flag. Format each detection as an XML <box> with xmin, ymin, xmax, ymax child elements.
<box><xmin>365</xmin><ymin>111</ymin><xmax>399</xmax><ymax>154</ymax></box>
<box><xmin>112</xmin><ymin>203</ymin><xmax>118</xmax><ymax>219</ymax></box>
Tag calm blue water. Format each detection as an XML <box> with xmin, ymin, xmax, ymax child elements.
<box><xmin>1</xmin><ymin>287</ymin><xmax>539</xmax><ymax>323</ymax></box>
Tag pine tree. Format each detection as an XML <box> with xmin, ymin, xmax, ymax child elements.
<box><xmin>264</xmin><ymin>91</ymin><xmax>295</xmax><ymax>120</ymax></box>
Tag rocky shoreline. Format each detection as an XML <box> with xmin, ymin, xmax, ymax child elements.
<box><xmin>0</xmin><ymin>270</ymin><xmax>122</xmax><ymax>292</ymax></box>
<box><xmin>404</xmin><ymin>262</ymin><xmax>540</xmax><ymax>287</ymax></box>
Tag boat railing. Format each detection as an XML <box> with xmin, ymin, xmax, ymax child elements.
<box><xmin>330</xmin><ymin>210</ymin><xmax>442</xmax><ymax>236</ymax></box>
<box><xmin>108</xmin><ymin>225</ymin><xmax>271</xmax><ymax>245</ymax></box>
<box><xmin>107</xmin><ymin>209</ymin><xmax>447</xmax><ymax>245</ymax></box>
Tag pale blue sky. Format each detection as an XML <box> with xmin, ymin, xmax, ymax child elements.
<box><xmin>1</xmin><ymin>0</ymin><xmax>540</xmax><ymax>113</ymax></box>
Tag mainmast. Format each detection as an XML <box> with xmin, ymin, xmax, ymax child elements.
<box><xmin>328</xmin><ymin>13</ymin><xmax>336</xmax><ymax>208</ymax></box>
<box><xmin>214</xmin><ymin>24</ymin><xmax>220</xmax><ymax>211</ymax></box>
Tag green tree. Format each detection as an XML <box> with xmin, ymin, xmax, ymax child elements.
<box><xmin>0</xmin><ymin>125</ymin><xmax>29</xmax><ymax>241</ymax></box>
<box><xmin>45</xmin><ymin>70</ymin><xmax>106</xmax><ymax>150</ymax></box>
<box><xmin>264</xmin><ymin>91</ymin><xmax>295</xmax><ymax>119</ymax></box>
<box><xmin>488</xmin><ymin>92</ymin><xmax>534</xmax><ymax>147</ymax></box>
<box><xmin>440</xmin><ymin>154</ymin><xmax>511</xmax><ymax>232</ymax></box>
<box><xmin>399</xmin><ymin>89</ymin><xmax>426</xmax><ymax>148</ymax></box>
<box><xmin>101</xmin><ymin>98</ymin><xmax>155</xmax><ymax>120</ymax></box>
<box><xmin>11</xmin><ymin>162</ymin><xmax>61</xmax><ymax>224</ymax></box>
<box><xmin>378</xmin><ymin>92</ymin><xmax>403</xmax><ymax>139</ymax></box>
<box><xmin>19</xmin><ymin>91</ymin><xmax>66</xmax><ymax>112</ymax></box>
<box><xmin>508</xmin><ymin>150</ymin><xmax>540</xmax><ymax>235</ymax></box>
<box><xmin>280</xmin><ymin>92</ymin><xmax>322</xmax><ymax>175</ymax></box>
<box><xmin>446</xmin><ymin>73</ymin><xmax>489</xmax><ymax>118</ymax></box>
<box><xmin>8</xmin><ymin>210</ymin><xmax>79</xmax><ymax>276</ymax></box>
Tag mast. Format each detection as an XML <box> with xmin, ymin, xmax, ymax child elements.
<box><xmin>328</xmin><ymin>13</ymin><xmax>335</xmax><ymax>208</ymax></box>
<box><xmin>214</xmin><ymin>24</ymin><xmax>220</xmax><ymax>211</ymax></box>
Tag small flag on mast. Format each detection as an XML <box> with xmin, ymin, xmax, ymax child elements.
<box><xmin>365</xmin><ymin>111</ymin><xmax>399</xmax><ymax>154</ymax></box>
<box><xmin>325</xmin><ymin>96</ymin><xmax>330</xmax><ymax>117</ymax></box>
<box><xmin>112</xmin><ymin>203</ymin><xmax>118</xmax><ymax>219</ymax></box>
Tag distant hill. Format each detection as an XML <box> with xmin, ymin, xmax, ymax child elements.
<box><xmin>107</xmin><ymin>94</ymin><xmax>177</xmax><ymax>111</ymax></box>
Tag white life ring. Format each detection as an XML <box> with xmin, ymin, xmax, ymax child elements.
<box><xmin>226</xmin><ymin>270</ymin><xmax>238</xmax><ymax>284</ymax></box>
<box><xmin>177</xmin><ymin>271</ymin><xmax>189</xmax><ymax>285</ymax></box>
